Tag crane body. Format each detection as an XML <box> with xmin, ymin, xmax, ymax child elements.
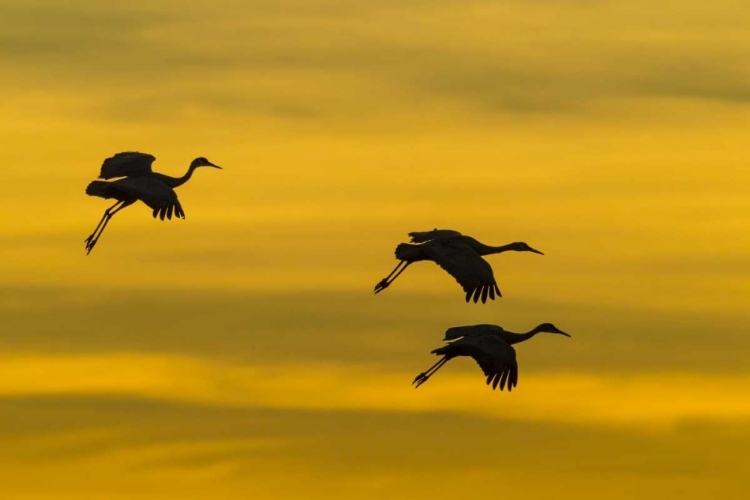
<box><xmin>84</xmin><ymin>152</ymin><xmax>221</xmax><ymax>254</ymax></box>
<box><xmin>413</xmin><ymin>323</ymin><xmax>570</xmax><ymax>391</ymax></box>
<box><xmin>374</xmin><ymin>229</ymin><xmax>544</xmax><ymax>303</ymax></box>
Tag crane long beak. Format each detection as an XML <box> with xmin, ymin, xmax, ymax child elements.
<box><xmin>207</xmin><ymin>162</ymin><xmax>222</xmax><ymax>169</ymax></box>
<box><xmin>556</xmin><ymin>330</ymin><xmax>571</xmax><ymax>337</ymax></box>
<box><xmin>529</xmin><ymin>247</ymin><xmax>544</xmax><ymax>255</ymax></box>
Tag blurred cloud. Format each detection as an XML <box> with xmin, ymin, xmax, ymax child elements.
<box><xmin>2</xmin><ymin>287</ymin><xmax>749</xmax><ymax>374</ymax></box>
<box><xmin>1</xmin><ymin>351</ymin><xmax>750</xmax><ymax>427</ymax></box>
<box><xmin>3</xmin><ymin>394</ymin><xmax>749</xmax><ymax>499</ymax></box>
<box><xmin>2</xmin><ymin>0</ymin><xmax>749</xmax><ymax>124</ymax></box>
<box><xmin>1</xmin><ymin>2</ymin><xmax>750</xmax><ymax>498</ymax></box>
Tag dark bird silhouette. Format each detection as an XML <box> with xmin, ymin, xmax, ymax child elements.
<box><xmin>373</xmin><ymin>229</ymin><xmax>543</xmax><ymax>303</ymax></box>
<box><xmin>84</xmin><ymin>152</ymin><xmax>221</xmax><ymax>254</ymax></box>
<box><xmin>413</xmin><ymin>323</ymin><xmax>570</xmax><ymax>391</ymax></box>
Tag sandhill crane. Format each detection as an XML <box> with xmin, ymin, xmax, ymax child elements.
<box><xmin>413</xmin><ymin>323</ymin><xmax>570</xmax><ymax>391</ymax></box>
<box><xmin>84</xmin><ymin>152</ymin><xmax>221</xmax><ymax>254</ymax></box>
<box><xmin>373</xmin><ymin>229</ymin><xmax>543</xmax><ymax>303</ymax></box>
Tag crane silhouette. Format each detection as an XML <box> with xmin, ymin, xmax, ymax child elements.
<box><xmin>84</xmin><ymin>152</ymin><xmax>221</xmax><ymax>254</ymax></box>
<box><xmin>413</xmin><ymin>323</ymin><xmax>570</xmax><ymax>391</ymax></box>
<box><xmin>373</xmin><ymin>229</ymin><xmax>544</xmax><ymax>303</ymax></box>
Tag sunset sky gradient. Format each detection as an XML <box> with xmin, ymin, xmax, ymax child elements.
<box><xmin>1</xmin><ymin>1</ymin><xmax>749</xmax><ymax>498</ymax></box>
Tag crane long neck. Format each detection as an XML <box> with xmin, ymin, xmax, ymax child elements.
<box><xmin>504</xmin><ymin>327</ymin><xmax>541</xmax><ymax>345</ymax></box>
<box><xmin>472</xmin><ymin>242</ymin><xmax>521</xmax><ymax>256</ymax></box>
<box><xmin>165</xmin><ymin>165</ymin><xmax>198</xmax><ymax>189</ymax></box>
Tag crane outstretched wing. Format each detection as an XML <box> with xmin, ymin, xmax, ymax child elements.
<box><xmin>408</xmin><ymin>229</ymin><xmax>463</xmax><ymax>243</ymax></box>
<box><xmin>443</xmin><ymin>324</ymin><xmax>504</xmax><ymax>341</ymax></box>
<box><xmin>99</xmin><ymin>152</ymin><xmax>157</xmax><ymax>179</ymax></box>
<box><xmin>462</xmin><ymin>336</ymin><xmax>518</xmax><ymax>391</ymax></box>
<box><xmin>431</xmin><ymin>335</ymin><xmax>518</xmax><ymax>391</ymax></box>
<box><xmin>422</xmin><ymin>241</ymin><xmax>501</xmax><ymax>303</ymax></box>
<box><xmin>110</xmin><ymin>177</ymin><xmax>185</xmax><ymax>220</ymax></box>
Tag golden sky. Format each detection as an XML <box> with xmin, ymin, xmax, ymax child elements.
<box><xmin>1</xmin><ymin>0</ymin><xmax>749</xmax><ymax>498</ymax></box>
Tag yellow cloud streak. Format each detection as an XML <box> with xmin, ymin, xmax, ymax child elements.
<box><xmin>3</xmin><ymin>353</ymin><xmax>748</xmax><ymax>428</ymax></box>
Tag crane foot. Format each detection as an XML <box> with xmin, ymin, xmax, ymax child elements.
<box><xmin>412</xmin><ymin>372</ymin><xmax>428</xmax><ymax>388</ymax></box>
<box><xmin>373</xmin><ymin>279</ymin><xmax>390</xmax><ymax>294</ymax></box>
<box><xmin>85</xmin><ymin>238</ymin><xmax>98</xmax><ymax>254</ymax></box>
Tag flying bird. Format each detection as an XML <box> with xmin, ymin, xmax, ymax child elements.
<box><xmin>84</xmin><ymin>152</ymin><xmax>221</xmax><ymax>254</ymax></box>
<box><xmin>373</xmin><ymin>229</ymin><xmax>544</xmax><ymax>303</ymax></box>
<box><xmin>413</xmin><ymin>323</ymin><xmax>571</xmax><ymax>391</ymax></box>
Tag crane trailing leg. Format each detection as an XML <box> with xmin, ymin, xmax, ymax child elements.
<box><xmin>85</xmin><ymin>200</ymin><xmax>121</xmax><ymax>245</ymax></box>
<box><xmin>373</xmin><ymin>260</ymin><xmax>411</xmax><ymax>294</ymax></box>
<box><xmin>374</xmin><ymin>243</ymin><xmax>423</xmax><ymax>294</ymax></box>
<box><xmin>412</xmin><ymin>356</ymin><xmax>449</xmax><ymax>388</ymax></box>
<box><xmin>84</xmin><ymin>199</ymin><xmax>134</xmax><ymax>255</ymax></box>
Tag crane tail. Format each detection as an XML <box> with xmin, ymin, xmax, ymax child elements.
<box><xmin>430</xmin><ymin>344</ymin><xmax>451</xmax><ymax>356</ymax></box>
<box><xmin>395</xmin><ymin>243</ymin><xmax>421</xmax><ymax>261</ymax></box>
<box><xmin>443</xmin><ymin>326</ymin><xmax>471</xmax><ymax>341</ymax></box>
<box><xmin>85</xmin><ymin>181</ymin><xmax>111</xmax><ymax>198</ymax></box>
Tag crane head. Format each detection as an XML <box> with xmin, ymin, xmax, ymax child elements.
<box><xmin>535</xmin><ymin>323</ymin><xmax>570</xmax><ymax>337</ymax></box>
<box><xmin>190</xmin><ymin>157</ymin><xmax>222</xmax><ymax>170</ymax></box>
<box><xmin>512</xmin><ymin>242</ymin><xmax>544</xmax><ymax>255</ymax></box>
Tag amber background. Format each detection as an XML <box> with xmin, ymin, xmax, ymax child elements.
<box><xmin>1</xmin><ymin>1</ymin><xmax>749</xmax><ymax>498</ymax></box>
